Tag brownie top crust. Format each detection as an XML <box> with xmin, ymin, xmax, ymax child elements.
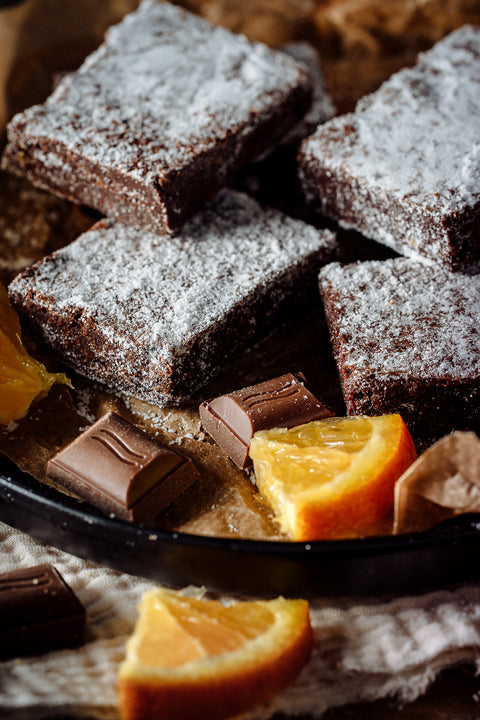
<box><xmin>300</xmin><ymin>25</ymin><xmax>480</xmax><ymax>216</ymax></box>
<box><xmin>3</xmin><ymin>0</ymin><xmax>310</xmax><ymax>215</ymax></box>
<box><xmin>10</xmin><ymin>189</ymin><xmax>336</xmax><ymax>360</ymax></box>
<box><xmin>319</xmin><ymin>258</ymin><xmax>480</xmax><ymax>382</ymax></box>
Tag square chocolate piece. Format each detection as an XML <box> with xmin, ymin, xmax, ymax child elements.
<box><xmin>8</xmin><ymin>190</ymin><xmax>337</xmax><ymax>404</ymax></box>
<box><xmin>299</xmin><ymin>26</ymin><xmax>480</xmax><ymax>271</ymax></box>
<box><xmin>0</xmin><ymin>564</ymin><xmax>85</xmax><ymax>660</ymax></box>
<box><xmin>2</xmin><ymin>0</ymin><xmax>312</xmax><ymax>233</ymax></box>
<box><xmin>47</xmin><ymin>411</ymin><xmax>199</xmax><ymax>523</ymax></box>
<box><xmin>319</xmin><ymin>258</ymin><xmax>480</xmax><ymax>441</ymax></box>
<box><xmin>200</xmin><ymin>372</ymin><xmax>334</xmax><ymax>468</ymax></box>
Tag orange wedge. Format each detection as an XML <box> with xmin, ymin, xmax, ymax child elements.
<box><xmin>249</xmin><ymin>414</ymin><xmax>417</xmax><ymax>541</ymax></box>
<box><xmin>118</xmin><ymin>588</ymin><xmax>313</xmax><ymax>720</ymax></box>
<box><xmin>0</xmin><ymin>282</ymin><xmax>71</xmax><ymax>425</ymax></box>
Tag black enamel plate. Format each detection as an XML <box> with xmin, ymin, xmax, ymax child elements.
<box><xmin>2</xmin><ymin>453</ymin><xmax>480</xmax><ymax>598</ymax></box>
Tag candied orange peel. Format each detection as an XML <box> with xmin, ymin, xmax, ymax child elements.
<box><xmin>0</xmin><ymin>282</ymin><xmax>71</xmax><ymax>425</ymax></box>
<box><xmin>250</xmin><ymin>414</ymin><xmax>417</xmax><ymax>540</ymax></box>
<box><xmin>119</xmin><ymin>588</ymin><xmax>313</xmax><ymax>720</ymax></box>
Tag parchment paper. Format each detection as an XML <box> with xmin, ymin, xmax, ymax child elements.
<box><xmin>394</xmin><ymin>432</ymin><xmax>480</xmax><ymax>535</ymax></box>
<box><xmin>0</xmin><ymin>0</ymin><xmax>478</xmax><ymax>545</ymax></box>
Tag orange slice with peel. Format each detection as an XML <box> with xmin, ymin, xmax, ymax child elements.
<box><xmin>0</xmin><ymin>282</ymin><xmax>71</xmax><ymax>425</ymax></box>
<box><xmin>249</xmin><ymin>414</ymin><xmax>417</xmax><ymax>541</ymax></box>
<box><xmin>118</xmin><ymin>588</ymin><xmax>313</xmax><ymax>720</ymax></box>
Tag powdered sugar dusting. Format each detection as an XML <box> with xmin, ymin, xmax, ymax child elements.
<box><xmin>9</xmin><ymin>0</ymin><xmax>310</xmax><ymax>186</ymax></box>
<box><xmin>302</xmin><ymin>25</ymin><xmax>480</xmax><ymax>213</ymax></box>
<box><xmin>319</xmin><ymin>258</ymin><xmax>480</xmax><ymax>381</ymax></box>
<box><xmin>9</xmin><ymin>190</ymin><xmax>336</xmax><ymax>402</ymax></box>
<box><xmin>26</xmin><ymin>190</ymin><xmax>333</xmax><ymax>349</ymax></box>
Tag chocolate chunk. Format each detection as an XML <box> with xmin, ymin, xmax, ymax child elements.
<box><xmin>0</xmin><ymin>564</ymin><xmax>85</xmax><ymax>660</ymax></box>
<box><xmin>200</xmin><ymin>373</ymin><xmax>333</xmax><ymax>469</ymax></box>
<box><xmin>47</xmin><ymin>411</ymin><xmax>199</xmax><ymax>523</ymax></box>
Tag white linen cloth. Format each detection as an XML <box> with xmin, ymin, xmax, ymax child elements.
<box><xmin>1</xmin><ymin>520</ymin><xmax>480</xmax><ymax>719</ymax></box>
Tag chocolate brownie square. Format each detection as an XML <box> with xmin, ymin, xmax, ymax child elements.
<box><xmin>1</xmin><ymin>0</ymin><xmax>312</xmax><ymax>234</ymax></box>
<box><xmin>319</xmin><ymin>258</ymin><xmax>480</xmax><ymax>441</ymax></box>
<box><xmin>299</xmin><ymin>26</ymin><xmax>480</xmax><ymax>272</ymax></box>
<box><xmin>9</xmin><ymin>190</ymin><xmax>337</xmax><ymax>405</ymax></box>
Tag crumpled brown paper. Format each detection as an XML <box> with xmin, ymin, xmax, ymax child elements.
<box><xmin>394</xmin><ymin>432</ymin><xmax>480</xmax><ymax>535</ymax></box>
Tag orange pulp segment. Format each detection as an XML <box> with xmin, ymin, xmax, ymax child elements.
<box><xmin>0</xmin><ymin>282</ymin><xmax>71</xmax><ymax>425</ymax></box>
<box><xmin>118</xmin><ymin>588</ymin><xmax>313</xmax><ymax>720</ymax></box>
<box><xmin>249</xmin><ymin>414</ymin><xmax>417</xmax><ymax>541</ymax></box>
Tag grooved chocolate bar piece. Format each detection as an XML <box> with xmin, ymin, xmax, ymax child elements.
<box><xmin>319</xmin><ymin>258</ymin><xmax>480</xmax><ymax>442</ymax></box>
<box><xmin>47</xmin><ymin>412</ymin><xmax>199</xmax><ymax>523</ymax></box>
<box><xmin>0</xmin><ymin>564</ymin><xmax>85</xmax><ymax>660</ymax></box>
<box><xmin>8</xmin><ymin>190</ymin><xmax>337</xmax><ymax>405</ymax></box>
<box><xmin>1</xmin><ymin>0</ymin><xmax>312</xmax><ymax>233</ymax></box>
<box><xmin>200</xmin><ymin>373</ymin><xmax>334</xmax><ymax>468</ymax></box>
<box><xmin>299</xmin><ymin>26</ymin><xmax>480</xmax><ymax>271</ymax></box>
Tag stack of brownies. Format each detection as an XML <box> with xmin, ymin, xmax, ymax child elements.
<box><xmin>300</xmin><ymin>24</ymin><xmax>480</xmax><ymax>442</ymax></box>
<box><xmin>2</xmin><ymin>0</ymin><xmax>480</xmax><ymax>450</ymax></box>
<box><xmin>2</xmin><ymin>0</ymin><xmax>337</xmax><ymax>408</ymax></box>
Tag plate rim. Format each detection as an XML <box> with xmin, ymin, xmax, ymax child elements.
<box><xmin>2</xmin><ymin>453</ymin><xmax>480</xmax><ymax>597</ymax></box>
